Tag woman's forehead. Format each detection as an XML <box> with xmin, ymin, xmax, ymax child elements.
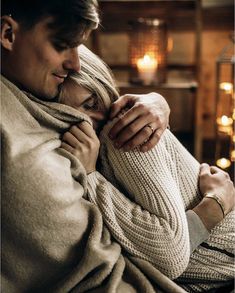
<box><xmin>68</xmin><ymin>84</ymin><xmax>92</xmax><ymax>102</ymax></box>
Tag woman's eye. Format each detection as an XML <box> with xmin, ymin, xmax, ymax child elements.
<box><xmin>82</xmin><ymin>97</ymin><xmax>99</xmax><ymax>110</ymax></box>
<box><xmin>83</xmin><ymin>98</ymin><xmax>98</xmax><ymax>110</ymax></box>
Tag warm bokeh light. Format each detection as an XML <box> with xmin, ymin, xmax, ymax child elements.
<box><xmin>167</xmin><ymin>37</ymin><xmax>173</xmax><ymax>53</ymax></box>
<box><xmin>220</xmin><ymin>115</ymin><xmax>233</xmax><ymax>126</ymax></box>
<box><xmin>216</xmin><ymin>158</ymin><xmax>231</xmax><ymax>169</ymax></box>
<box><xmin>231</xmin><ymin>150</ymin><xmax>235</xmax><ymax>162</ymax></box>
<box><xmin>216</xmin><ymin>115</ymin><xmax>233</xmax><ymax>134</ymax></box>
<box><xmin>219</xmin><ymin>82</ymin><xmax>233</xmax><ymax>94</ymax></box>
<box><xmin>232</xmin><ymin>109</ymin><xmax>235</xmax><ymax>120</ymax></box>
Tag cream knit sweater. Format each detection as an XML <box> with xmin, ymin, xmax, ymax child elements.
<box><xmin>87</xmin><ymin>120</ymin><xmax>235</xmax><ymax>292</ymax></box>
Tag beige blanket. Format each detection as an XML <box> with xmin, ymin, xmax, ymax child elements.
<box><xmin>1</xmin><ymin>75</ymin><xmax>186</xmax><ymax>293</ymax></box>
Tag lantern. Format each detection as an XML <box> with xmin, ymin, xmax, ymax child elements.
<box><xmin>215</xmin><ymin>33</ymin><xmax>234</xmax><ymax>173</ymax></box>
<box><xmin>129</xmin><ymin>18</ymin><xmax>168</xmax><ymax>85</ymax></box>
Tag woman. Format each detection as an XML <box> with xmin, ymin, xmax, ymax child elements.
<box><xmin>59</xmin><ymin>45</ymin><xmax>235</xmax><ymax>292</ymax></box>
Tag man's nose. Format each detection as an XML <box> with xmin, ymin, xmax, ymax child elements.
<box><xmin>63</xmin><ymin>48</ymin><xmax>81</xmax><ymax>73</ymax></box>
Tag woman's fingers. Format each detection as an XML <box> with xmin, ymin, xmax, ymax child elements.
<box><xmin>63</xmin><ymin>121</ymin><xmax>96</xmax><ymax>146</ymax></box>
<box><xmin>210</xmin><ymin>165</ymin><xmax>230</xmax><ymax>177</ymax></box>
<box><xmin>62</xmin><ymin>130</ymin><xmax>83</xmax><ymax>148</ymax></box>
<box><xmin>199</xmin><ymin>163</ymin><xmax>210</xmax><ymax>172</ymax></box>
<box><xmin>61</xmin><ymin>121</ymin><xmax>100</xmax><ymax>174</ymax></box>
<box><xmin>76</xmin><ymin>121</ymin><xmax>96</xmax><ymax>138</ymax></box>
<box><xmin>61</xmin><ymin>141</ymin><xmax>75</xmax><ymax>153</ymax></box>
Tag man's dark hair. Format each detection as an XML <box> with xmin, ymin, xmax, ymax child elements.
<box><xmin>2</xmin><ymin>0</ymin><xmax>99</xmax><ymax>40</ymax></box>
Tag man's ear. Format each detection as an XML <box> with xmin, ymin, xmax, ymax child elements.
<box><xmin>1</xmin><ymin>16</ymin><xmax>18</xmax><ymax>51</ymax></box>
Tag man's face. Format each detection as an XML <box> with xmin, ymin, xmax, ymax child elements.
<box><xmin>3</xmin><ymin>17</ymin><xmax>83</xmax><ymax>99</ymax></box>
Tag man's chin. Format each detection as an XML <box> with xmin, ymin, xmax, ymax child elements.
<box><xmin>38</xmin><ymin>88</ymin><xmax>60</xmax><ymax>101</ymax></box>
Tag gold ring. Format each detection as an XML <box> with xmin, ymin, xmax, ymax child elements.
<box><xmin>146</xmin><ymin>124</ymin><xmax>154</xmax><ymax>135</ymax></box>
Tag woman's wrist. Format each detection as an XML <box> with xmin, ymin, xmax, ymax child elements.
<box><xmin>192</xmin><ymin>197</ymin><xmax>224</xmax><ymax>231</ymax></box>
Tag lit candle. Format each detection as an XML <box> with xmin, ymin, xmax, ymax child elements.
<box><xmin>216</xmin><ymin>158</ymin><xmax>231</xmax><ymax>169</ymax></box>
<box><xmin>216</xmin><ymin>115</ymin><xmax>233</xmax><ymax>134</ymax></box>
<box><xmin>219</xmin><ymin>82</ymin><xmax>233</xmax><ymax>94</ymax></box>
<box><xmin>136</xmin><ymin>54</ymin><xmax>158</xmax><ymax>85</ymax></box>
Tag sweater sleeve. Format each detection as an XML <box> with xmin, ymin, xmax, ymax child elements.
<box><xmin>87</xmin><ymin>125</ymin><xmax>194</xmax><ymax>279</ymax></box>
<box><xmin>186</xmin><ymin>210</ymin><xmax>210</xmax><ymax>253</ymax></box>
<box><xmin>87</xmin><ymin>170</ymin><xmax>190</xmax><ymax>279</ymax></box>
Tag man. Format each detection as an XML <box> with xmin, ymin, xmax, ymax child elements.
<box><xmin>1</xmin><ymin>0</ymin><xmax>170</xmax><ymax>151</ymax></box>
<box><xmin>1</xmin><ymin>0</ymin><xmax>230</xmax><ymax>292</ymax></box>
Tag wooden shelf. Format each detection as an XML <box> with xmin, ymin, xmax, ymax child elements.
<box><xmin>117</xmin><ymin>81</ymin><xmax>198</xmax><ymax>90</ymax></box>
<box><xmin>98</xmin><ymin>0</ymin><xmax>198</xmax><ymax>31</ymax></box>
<box><xmin>113</xmin><ymin>68</ymin><xmax>198</xmax><ymax>90</ymax></box>
<box><xmin>94</xmin><ymin>0</ymin><xmax>203</xmax><ymax>159</ymax></box>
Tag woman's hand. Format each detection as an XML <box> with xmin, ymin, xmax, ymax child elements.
<box><xmin>199</xmin><ymin>163</ymin><xmax>235</xmax><ymax>215</ymax></box>
<box><xmin>108</xmin><ymin>92</ymin><xmax>170</xmax><ymax>152</ymax></box>
<box><xmin>193</xmin><ymin>163</ymin><xmax>235</xmax><ymax>231</ymax></box>
<box><xmin>61</xmin><ymin>121</ymin><xmax>100</xmax><ymax>174</ymax></box>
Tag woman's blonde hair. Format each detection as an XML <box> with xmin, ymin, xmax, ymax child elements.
<box><xmin>59</xmin><ymin>45</ymin><xmax>119</xmax><ymax>110</ymax></box>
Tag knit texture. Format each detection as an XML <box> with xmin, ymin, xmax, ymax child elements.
<box><xmin>1</xmin><ymin>75</ymin><xmax>187</xmax><ymax>293</ymax></box>
<box><xmin>87</xmin><ymin>118</ymin><xmax>235</xmax><ymax>292</ymax></box>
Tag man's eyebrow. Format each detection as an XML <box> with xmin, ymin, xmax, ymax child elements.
<box><xmin>52</xmin><ymin>36</ymin><xmax>82</xmax><ymax>48</ymax></box>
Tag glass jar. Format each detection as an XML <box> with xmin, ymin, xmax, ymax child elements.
<box><xmin>129</xmin><ymin>18</ymin><xmax>168</xmax><ymax>85</ymax></box>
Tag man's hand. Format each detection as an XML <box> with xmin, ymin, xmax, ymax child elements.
<box><xmin>61</xmin><ymin>121</ymin><xmax>100</xmax><ymax>174</ymax></box>
<box><xmin>108</xmin><ymin>92</ymin><xmax>170</xmax><ymax>152</ymax></box>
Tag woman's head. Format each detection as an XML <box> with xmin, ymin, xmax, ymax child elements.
<box><xmin>59</xmin><ymin>45</ymin><xmax>119</xmax><ymax>131</ymax></box>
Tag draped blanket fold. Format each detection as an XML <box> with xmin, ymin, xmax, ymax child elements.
<box><xmin>1</xmin><ymin>76</ymin><xmax>186</xmax><ymax>293</ymax></box>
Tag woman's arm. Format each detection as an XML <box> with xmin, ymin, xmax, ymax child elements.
<box><xmin>61</xmin><ymin>120</ymin><xmax>235</xmax><ymax>280</ymax></box>
<box><xmin>87</xmin><ymin>171</ymin><xmax>190</xmax><ymax>280</ymax></box>
<box><xmin>96</xmin><ymin>126</ymin><xmax>194</xmax><ymax>279</ymax></box>
<box><xmin>61</xmin><ymin>121</ymin><xmax>190</xmax><ymax>279</ymax></box>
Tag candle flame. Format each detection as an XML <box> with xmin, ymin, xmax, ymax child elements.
<box><xmin>137</xmin><ymin>54</ymin><xmax>158</xmax><ymax>69</ymax></box>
